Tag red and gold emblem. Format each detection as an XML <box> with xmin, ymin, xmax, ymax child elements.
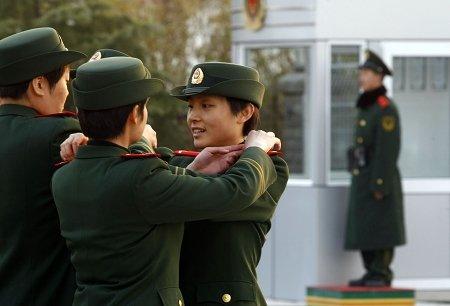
<box><xmin>244</xmin><ymin>0</ymin><xmax>266</xmax><ymax>31</ymax></box>
<box><xmin>191</xmin><ymin>68</ymin><xmax>204</xmax><ymax>85</ymax></box>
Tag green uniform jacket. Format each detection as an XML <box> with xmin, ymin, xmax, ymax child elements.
<box><xmin>0</xmin><ymin>104</ymin><xmax>80</xmax><ymax>306</ymax></box>
<box><xmin>51</xmin><ymin>142</ymin><xmax>277</xmax><ymax>306</ymax></box>
<box><xmin>170</xmin><ymin>154</ymin><xmax>289</xmax><ymax>306</ymax></box>
<box><xmin>345</xmin><ymin>93</ymin><xmax>405</xmax><ymax>250</ymax></box>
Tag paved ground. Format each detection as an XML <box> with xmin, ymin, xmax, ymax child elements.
<box><xmin>266</xmin><ymin>279</ymin><xmax>450</xmax><ymax>305</ymax></box>
<box><xmin>267</xmin><ymin>289</ymin><xmax>450</xmax><ymax>305</ymax></box>
<box><xmin>267</xmin><ymin>300</ymin><xmax>450</xmax><ymax>306</ymax></box>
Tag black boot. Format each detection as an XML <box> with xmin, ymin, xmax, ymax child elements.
<box><xmin>356</xmin><ymin>249</ymin><xmax>394</xmax><ymax>287</ymax></box>
<box><xmin>364</xmin><ymin>278</ymin><xmax>391</xmax><ymax>287</ymax></box>
<box><xmin>348</xmin><ymin>274</ymin><xmax>369</xmax><ymax>287</ymax></box>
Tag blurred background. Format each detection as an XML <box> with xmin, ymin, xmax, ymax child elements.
<box><xmin>0</xmin><ymin>0</ymin><xmax>232</xmax><ymax>149</ymax></box>
<box><xmin>2</xmin><ymin>0</ymin><xmax>449</xmax><ymax>305</ymax></box>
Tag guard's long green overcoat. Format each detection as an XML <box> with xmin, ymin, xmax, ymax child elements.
<box><xmin>0</xmin><ymin>104</ymin><xmax>80</xmax><ymax>306</ymax></box>
<box><xmin>51</xmin><ymin>143</ymin><xmax>276</xmax><ymax>306</ymax></box>
<box><xmin>170</xmin><ymin>154</ymin><xmax>289</xmax><ymax>306</ymax></box>
<box><xmin>345</xmin><ymin>92</ymin><xmax>405</xmax><ymax>250</ymax></box>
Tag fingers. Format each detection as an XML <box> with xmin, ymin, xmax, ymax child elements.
<box><xmin>244</xmin><ymin>129</ymin><xmax>282</xmax><ymax>152</ymax></box>
<box><xmin>225</xmin><ymin>155</ymin><xmax>237</xmax><ymax>167</ymax></box>
<box><xmin>228</xmin><ymin>150</ymin><xmax>243</xmax><ymax>159</ymax></box>
<box><xmin>204</xmin><ymin>143</ymin><xmax>245</xmax><ymax>156</ymax></box>
<box><xmin>223</xmin><ymin>150</ymin><xmax>243</xmax><ymax>164</ymax></box>
<box><xmin>60</xmin><ymin>144</ymin><xmax>68</xmax><ymax>161</ymax></box>
<box><xmin>143</xmin><ymin>124</ymin><xmax>158</xmax><ymax>148</ymax></box>
<box><xmin>272</xmin><ymin>137</ymin><xmax>282</xmax><ymax>151</ymax></box>
<box><xmin>204</xmin><ymin>147</ymin><xmax>231</xmax><ymax>155</ymax></box>
<box><xmin>71</xmin><ymin>141</ymin><xmax>79</xmax><ymax>156</ymax></box>
<box><xmin>60</xmin><ymin>133</ymin><xmax>89</xmax><ymax>161</ymax></box>
<box><xmin>60</xmin><ymin>138</ymin><xmax>75</xmax><ymax>161</ymax></box>
<box><xmin>224</xmin><ymin>144</ymin><xmax>245</xmax><ymax>152</ymax></box>
<box><xmin>73</xmin><ymin>134</ymin><xmax>88</xmax><ymax>153</ymax></box>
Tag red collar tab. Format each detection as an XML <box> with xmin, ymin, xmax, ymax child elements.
<box><xmin>377</xmin><ymin>96</ymin><xmax>390</xmax><ymax>109</ymax></box>
<box><xmin>37</xmin><ymin>111</ymin><xmax>77</xmax><ymax>118</ymax></box>
<box><xmin>173</xmin><ymin>150</ymin><xmax>199</xmax><ymax>157</ymax></box>
<box><xmin>122</xmin><ymin>153</ymin><xmax>161</xmax><ymax>159</ymax></box>
<box><xmin>268</xmin><ymin>150</ymin><xmax>283</xmax><ymax>156</ymax></box>
<box><xmin>174</xmin><ymin>149</ymin><xmax>282</xmax><ymax>157</ymax></box>
<box><xmin>54</xmin><ymin>160</ymin><xmax>70</xmax><ymax>168</ymax></box>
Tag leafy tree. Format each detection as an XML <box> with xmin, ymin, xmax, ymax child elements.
<box><xmin>0</xmin><ymin>0</ymin><xmax>231</xmax><ymax>148</ymax></box>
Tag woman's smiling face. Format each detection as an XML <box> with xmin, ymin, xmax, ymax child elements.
<box><xmin>187</xmin><ymin>95</ymin><xmax>245</xmax><ymax>149</ymax></box>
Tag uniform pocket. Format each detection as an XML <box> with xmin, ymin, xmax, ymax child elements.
<box><xmin>157</xmin><ymin>287</ymin><xmax>185</xmax><ymax>306</ymax></box>
<box><xmin>196</xmin><ymin>281</ymin><xmax>255</xmax><ymax>304</ymax></box>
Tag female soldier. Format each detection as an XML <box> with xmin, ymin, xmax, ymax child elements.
<box><xmin>170</xmin><ymin>62</ymin><xmax>289</xmax><ymax>306</ymax></box>
<box><xmin>0</xmin><ymin>27</ymin><xmax>85</xmax><ymax>305</ymax></box>
<box><xmin>52</xmin><ymin>57</ymin><xmax>282</xmax><ymax>306</ymax></box>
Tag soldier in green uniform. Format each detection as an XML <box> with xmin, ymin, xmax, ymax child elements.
<box><xmin>169</xmin><ymin>62</ymin><xmax>289</xmax><ymax>305</ymax></box>
<box><xmin>52</xmin><ymin>56</ymin><xmax>282</xmax><ymax>306</ymax></box>
<box><xmin>63</xmin><ymin>48</ymin><xmax>134</xmax><ymax>151</ymax></box>
<box><xmin>0</xmin><ymin>27</ymin><xmax>86</xmax><ymax>305</ymax></box>
<box><xmin>345</xmin><ymin>50</ymin><xmax>405</xmax><ymax>287</ymax></box>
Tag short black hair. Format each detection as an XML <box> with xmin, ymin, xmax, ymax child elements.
<box><xmin>0</xmin><ymin>65</ymin><xmax>67</xmax><ymax>99</ymax></box>
<box><xmin>78</xmin><ymin>100</ymin><xmax>147</xmax><ymax>140</ymax></box>
<box><xmin>226</xmin><ymin>97</ymin><xmax>260</xmax><ymax>136</ymax></box>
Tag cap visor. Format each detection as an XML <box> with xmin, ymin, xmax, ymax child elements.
<box><xmin>170</xmin><ymin>85</ymin><xmax>209</xmax><ymax>101</ymax></box>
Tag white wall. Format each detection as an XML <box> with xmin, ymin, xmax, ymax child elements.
<box><xmin>233</xmin><ymin>0</ymin><xmax>450</xmax><ymax>44</ymax></box>
<box><xmin>316</xmin><ymin>0</ymin><xmax>450</xmax><ymax>40</ymax></box>
<box><xmin>231</xmin><ymin>0</ymin><xmax>317</xmax><ymax>43</ymax></box>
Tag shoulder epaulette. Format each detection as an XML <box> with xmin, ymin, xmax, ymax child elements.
<box><xmin>54</xmin><ymin>160</ymin><xmax>70</xmax><ymax>168</ymax></box>
<box><xmin>268</xmin><ymin>150</ymin><xmax>283</xmax><ymax>157</ymax></box>
<box><xmin>36</xmin><ymin>111</ymin><xmax>77</xmax><ymax>118</ymax></box>
<box><xmin>122</xmin><ymin>153</ymin><xmax>161</xmax><ymax>159</ymax></box>
<box><xmin>173</xmin><ymin>150</ymin><xmax>199</xmax><ymax>157</ymax></box>
<box><xmin>377</xmin><ymin>96</ymin><xmax>390</xmax><ymax>109</ymax></box>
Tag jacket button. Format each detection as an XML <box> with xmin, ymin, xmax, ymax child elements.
<box><xmin>222</xmin><ymin>293</ymin><xmax>232</xmax><ymax>303</ymax></box>
<box><xmin>359</xmin><ymin>119</ymin><xmax>367</xmax><ymax>127</ymax></box>
<box><xmin>377</xmin><ymin>178</ymin><xmax>384</xmax><ymax>185</ymax></box>
<box><xmin>352</xmin><ymin>169</ymin><xmax>360</xmax><ymax>176</ymax></box>
<box><xmin>178</xmin><ymin>299</ymin><xmax>183</xmax><ymax>306</ymax></box>
<box><xmin>357</xmin><ymin>137</ymin><xmax>364</xmax><ymax>144</ymax></box>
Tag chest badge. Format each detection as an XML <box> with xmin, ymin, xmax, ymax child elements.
<box><xmin>382</xmin><ymin>116</ymin><xmax>396</xmax><ymax>132</ymax></box>
<box><xmin>191</xmin><ymin>68</ymin><xmax>204</xmax><ymax>85</ymax></box>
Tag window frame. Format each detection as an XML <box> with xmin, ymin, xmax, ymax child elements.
<box><xmin>325</xmin><ymin>40</ymin><xmax>367</xmax><ymax>185</ymax></box>
<box><xmin>235</xmin><ymin>42</ymin><xmax>315</xmax><ymax>185</ymax></box>
<box><xmin>383</xmin><ymin>41</ymin><xmax>450</xmax><ymax>193</ymax></box>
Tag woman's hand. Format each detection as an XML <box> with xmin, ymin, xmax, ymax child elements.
<box><xmin>142</xmin><ymin>124</ymin><xmax>157</xmax><ymax>149</ymax></box>
<box><xmin>186</xmin><ymin>144</ymin><xmax>244</xmax><ymax>174</ymax></box>
<box><xmin>60</xmin><ymin>133</ymin><xmax>89</xmax><ymax>161</ymax></box>
<box><xmin>244</xmin><ymin>130</ymin><xmax>281</xmax><ymax>152</ymax></box>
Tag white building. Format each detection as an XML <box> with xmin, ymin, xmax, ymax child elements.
<box><xmin>231</xmin><ymin>0</ymin><xmax>450</xmax><ymax>301</ymax></box>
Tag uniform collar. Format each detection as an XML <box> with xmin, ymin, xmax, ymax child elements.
<box><xmin>76</xmin><ymin>141</ymin><xmax>130</xmax><ymax>159</ymax></box>
<box><xmin>0</xmin><ymin>104</ymin><xmax>39</xmax><ymax>117</ymax></box>
<box><xmin>356</xmin><ymin>86</ymin><xmax>387</xmax><ymax>109</ymax></box>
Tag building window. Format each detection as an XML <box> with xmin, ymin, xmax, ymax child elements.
<box><xmin>408</xmin><ymin>57</ymin><xmax>427</xmax><ymax>91</ymax></box>
<box><xmin>330</xmin><ymin>46</ymin><xmax>360</xmax><ymax>180</ymax></box>
<box><xmin>246</xmin><ymin>47</ymin><xmax>310</xmax><ymax>176</ymax></box>
<box><xmin>393</xmin><ymin>56</ymin><xmax>450</xmax><ymax>178</ymax></box>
